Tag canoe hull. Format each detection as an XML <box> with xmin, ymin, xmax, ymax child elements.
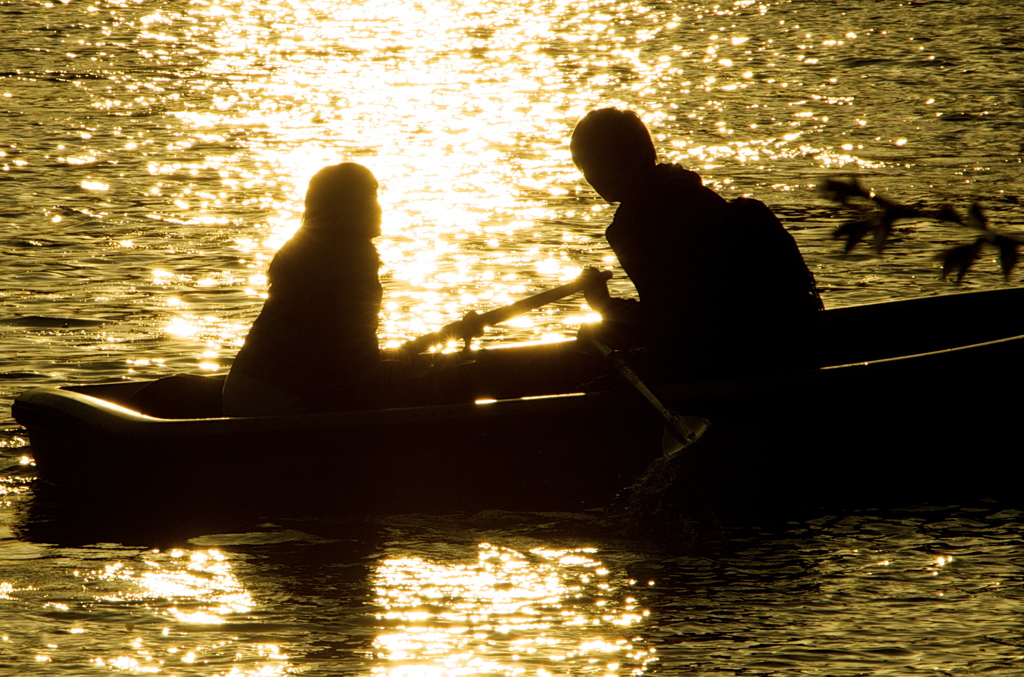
<box><xmin>16</xmin><ymin>385</ymin><xmax>666</xmax><ymax>519</ymax></box>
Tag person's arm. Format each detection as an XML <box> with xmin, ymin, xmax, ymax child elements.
<box><xmin>580</xmin><ymin>266</ymin><xmax>642</xmax><ymax>322</ymax></box>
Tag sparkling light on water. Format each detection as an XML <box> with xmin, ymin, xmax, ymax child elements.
<box><xmin>371</xmin><ymin>543</ymin><xmax>656</xmax><ymax>676</ymax></box>
<box><xmin>89</xmin><ymin>549</ymin><xmax>253</xmax><ymax>622</ymax></box>
<box><xmin>17</xmin><ymin>548</ymin><xmax>293</xmax><ymax>676</ymax></box>
<box><xmin>4</xmin><ymin>0</ymin><xmax>1022</xmax><ymax>387</ymax></box>
<box><xmin>2</xmin><ymin>0</ymin><xmax>1024</xmax><ymax>674</ymax></box>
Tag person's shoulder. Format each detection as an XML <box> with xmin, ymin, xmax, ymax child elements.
<box><xmin>728</xmin><ymin>195</ymin><xmax>783</xmax><ymax>225</ymax></box>
<box><xmin>654</xmin><ymin>162</ymin><xmax>704</xmax><ymax>189</ymax></box>
<box><xmin>656</xmin><ymin>163</ymin><xmax>734</xmax><ymax>205</ymax></box>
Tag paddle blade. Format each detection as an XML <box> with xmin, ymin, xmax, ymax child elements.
<box><xmin>661</xmin><ymin>415</ymin><xmax>710</xmax><ymax>458</ymax></box>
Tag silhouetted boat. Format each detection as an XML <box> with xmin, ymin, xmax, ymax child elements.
<box><xmin>13</xmin><ymin>287</ymin><xmax>1024</xmax><ymax>526</ymax></box>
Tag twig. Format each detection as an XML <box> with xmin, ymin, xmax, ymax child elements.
<box><xmin>820</xmin><ymin>177</ymin><xmax>1023</xmax><ymax>283</ymax></box>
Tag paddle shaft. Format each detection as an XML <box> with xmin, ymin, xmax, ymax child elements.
<box><xmin>402</xmin><ymin>270</ymin><xmax>612</xmax><ymax>353</ymax></box>
<box><xmin>586</xmin><ymin>332</ymin><xmax>708</xmax><ymax>453</ymax></box>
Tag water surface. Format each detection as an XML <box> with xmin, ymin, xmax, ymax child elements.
<box><xmin>1</xmin><ymin>0</ymin><xmax>1023</xmax><ymax>674</ymax></box>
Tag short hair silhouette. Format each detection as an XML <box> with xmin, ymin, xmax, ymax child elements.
<box><xmin>570</xmin><ymin>108</ymin><xmax>657</xmax><ymax>168</ymax></box>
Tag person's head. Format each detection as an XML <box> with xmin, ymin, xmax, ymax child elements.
<box><xmin>570</xmin><ymin>108</ymin><xmax>657</xmax><ymax>202</ymax></box>
<box><xmin>302</xmin><ymin>162</ymin><xmax>382</xmax><ymax>238</ymax></box>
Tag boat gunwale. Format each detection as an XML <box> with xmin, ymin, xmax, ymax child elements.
<box><xmin>15</xmin><ymin>328</ymin><xmax>1024</xmax><ymax>434</ymax></box>
<box><xmin>12</xmin><ymin>381</ymin><xmax>634</xmax><ymax>441</ymax></box>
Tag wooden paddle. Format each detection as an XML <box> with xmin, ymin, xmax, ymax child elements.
<box><xmin>402</xmin><ymin>270</ymin><xmax>612</xmax><ymax>353</ymax></box>
<box><xmin>582</xmin><ymin>327</ymin><xmax>709</xmax><ymax>456</ymax></box>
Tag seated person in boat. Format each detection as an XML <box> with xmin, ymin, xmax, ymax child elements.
<box><xmin>570</xmin><ymin>108</ymin><xmax>823</xmax><ymax>379</ymax></box>
<box><xmin>223</xmin><ymin>162</ymin><xmax>416</xmax><ymax>416</ymax></box>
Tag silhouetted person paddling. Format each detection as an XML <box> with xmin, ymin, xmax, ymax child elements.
<box><xmin>571</xmin><ymin>108</ymin><xmax>822</xmax><ymax>379</ymax></box>
<box><xmin>223</xmin><ymin>162</ymin><xmax>397</xmax><ymax>416</ymax></box>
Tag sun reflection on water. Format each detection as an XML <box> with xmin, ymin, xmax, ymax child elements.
<box><xmin>3</xmin><ymin>0</ymin><xmax>1024</xmax><ymax>673</ymax></box>
<box><xmin>91</xmin><ymin>549</ymin><xmax>253</xmax><ymax>624</ymax></box>
<box><xmin>39</xmin><ymin>0</ymin><xmax>922</xmax><ymax>376</ymax></box>
<box><xmin>150</xmin><ymin>0</ymin><xmax>639</xmax><ymax>362</ymax></box>
<box><xmin>75</xmin><ymin>548</ymin><xmax>293</xmax><ymax>675</ymax></box>
<box><xmin>371</xmin><ymin>543</ymin><xmax>655</xmax><ymax>676</ymax></box>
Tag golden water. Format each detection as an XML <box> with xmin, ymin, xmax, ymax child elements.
<box><xmin>1</xmin><ymin>0</ymin><xmax>1023</xmax><ymax>674</ymax></box>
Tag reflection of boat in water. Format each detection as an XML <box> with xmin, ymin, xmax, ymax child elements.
<box><xmin>12</xmin><ymin>287</ymin><xmax>1024</xmax><ymax>528</ymax></box>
